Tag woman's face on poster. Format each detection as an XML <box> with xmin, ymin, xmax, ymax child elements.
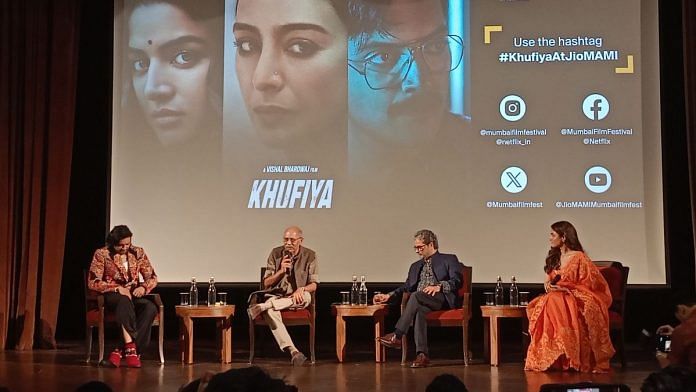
<box><xmin>233</xmin><ymin>0</ymin><xmax>347</xmax><ymax>147</ymax></box>
<box><xmin>128</xmin><ymin>3</ymin><xmax>213</xmax><ymax>146</ymax></box>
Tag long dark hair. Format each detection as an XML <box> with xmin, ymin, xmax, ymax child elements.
<box><xmin>544</xmin><ymin>221</ymin><xmax>584</xmax><ymax>273</ymax></box>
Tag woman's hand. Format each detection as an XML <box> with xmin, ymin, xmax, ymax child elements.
<box><xmin>115</xmin><ymin>286</ymin><xmax>132</xmax><ymax>299</ymax></box>
<box><xmin>544</xmin><ymin>281</ymin><xmax>569</xmax><ymax>293</ymax></box>
<box><xmin>132</xmin><ymin>286</ymin><xmax>146</xmax><ymax>298</ymax></box>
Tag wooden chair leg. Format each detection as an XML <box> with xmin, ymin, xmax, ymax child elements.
<box><xmin>85</xmin><ymin>326</ymin><xmax>93</xmax><ymax>363</ymax></box>
<box><xmin>248</xmin><ymin>321</ymin><xmax>255</xmax><ymax>364</ymax></box>
<box><xmin>401</xmin><ymin>334</ymin><xmax>408</xmax><ymax>365</ymax></box>
<box><xmin>158</xmin><ymin>319</ymin><xmax>165</xmax><ymax>364</ymax></box>
<box><xmin>309</xmin><ymin>321</ymin><xmax>316</xmax><ymax>364</ymax></box>
<box><xmin>98</xmin><ymin>324</ymin><xmax>105</xmax><ymax>363</ymax></box>
<box><xmin>619</xmin><ymin>328</ymin><xmax>626</xmax><ymax>368</ymax></box>
<box><xmin>462</xmin><ymin>321</ymin><xmax>470</xmax><ymax>366</ymax></box>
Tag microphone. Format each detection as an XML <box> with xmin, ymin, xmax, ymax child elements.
<box><xmin>283</xmin><ymin>250</ymin><xmax>293</xmax><ymax>275</ymax></box>
<box><xmin>551</xmin><ymin>274</ymin><xmax>561</xmax><ymax>285</ymax></box>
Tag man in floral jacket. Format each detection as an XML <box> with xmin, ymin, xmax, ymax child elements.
<box><xmin>88</xmin><ymin>225</ymin><xmax>158</xmax><ymax>368</ymax></box>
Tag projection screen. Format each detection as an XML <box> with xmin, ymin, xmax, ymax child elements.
<box><xmin>111</xmin><ymin>0</ymin><xmax>665</xmax><ymax>284</ymax></box>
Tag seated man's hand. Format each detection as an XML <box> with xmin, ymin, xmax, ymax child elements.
<box><xmin>373</xmin><ymin>293</ymin><xmax>390</xmax><ymax>304</ymax></box>
<box><xmin>656</xmin><ymin>324</ymin><xmax>674</xmax><ymax>335</ymax></box>
<box><xmin>132</xmin><ymin>286</ymin><xmax>146</xmax><ymax>298</ymax></box>
<box><xmin>422</xmin><ymin>285</ymin><xmax>441</xmax><ymax>296</ymax></box>
<box><xmin>281</xmin><ymin>256</ymin><xmax>293</xmax><ymax>275</ymax></box>
<box><xmin>291</xmin><ymin>288</ymin><xmax>306</xmax><ymax>305</ymax></box>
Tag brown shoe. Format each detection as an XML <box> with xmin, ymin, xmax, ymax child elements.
<box><xmin>247</xmin><ymin>304</ymin><xmax>264</xmax><ymax>320</ymax></box>
<box><xmin>291</xmin><ymin>351</ymin><xmax>307</xmax><ymax>367</ymax></box>
<box><xmin>377</xmin><ymin>332</ymin><xmax>402</xmax><ymax>349</ymax></box>
<box><xmin>410</xmin><ymin>353</ymin><xmax>430</xmax><ymax>368</ymax></box>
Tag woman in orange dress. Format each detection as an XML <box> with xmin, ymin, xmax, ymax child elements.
<box><xmin>525</xmin><ymin>221</ymin><xmax>615</xmax><ymax>372</ymax></box>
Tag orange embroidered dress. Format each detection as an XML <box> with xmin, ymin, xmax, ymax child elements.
<box><xmin>525</xmin><ymin>252</ymin><xmax>615</xmax><ymax>372</ymax></box>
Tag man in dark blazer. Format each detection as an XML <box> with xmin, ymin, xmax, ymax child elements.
<box><xmin>375</xmin><ymin>229</ymin><xmax>463</xmax><ymax>368</ymax></box>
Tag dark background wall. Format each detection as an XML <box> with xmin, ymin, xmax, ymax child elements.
<box><xmin>56</xmin><ymin>0</ymin><xmax>694</xmax><ymax>359</ymax></box>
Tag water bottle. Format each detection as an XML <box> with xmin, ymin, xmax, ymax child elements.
<box><xmin>189</xmin><ymin>277</ymin><xmax>198</xmax><ymax>306</ymax></box>
<box><xmin>495</xmin><ymin>276</ymin><xmax>504</xmax><ymax>305</ymax></box>
<box><xmin>208</xmin><ymin>277</ymin><xmax>216</xmax><ymax>306</ymax></box>
<box><xmin>509</xmin><ymin>276</ymin><xmax>519</xmax><ymax>306</ymax></box>
<box><xmin>350</xmin><ymin>275</ymin><xmax>359</xmax><ymax>305</ymax></box>
<box><xmin>359</xmin><ymin>275</ymin><xmax>368</xmax><ymax>305</ymax></box>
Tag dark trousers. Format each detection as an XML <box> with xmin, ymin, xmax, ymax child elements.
<box><xmin>104</xmin><ymin>292</ymin><xmax>157</xmax><ymax>351</ymax></box>
<box><xmin>395</xmin><ymin>291</ymin><xmax>446</xmax><ymax>356</ymax></box>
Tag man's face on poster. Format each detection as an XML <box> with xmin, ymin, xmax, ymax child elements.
<box><xmin>348</xmin><ymin>0</ymin><xmax>452</xmax><ymax>146</ymax></box>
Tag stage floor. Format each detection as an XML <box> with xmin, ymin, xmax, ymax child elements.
<box><xmin>0</xmin><ymin>341</ymin><xmax>657</xmax><ymax>391</ymax></box>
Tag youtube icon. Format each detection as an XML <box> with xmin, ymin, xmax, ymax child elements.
<box><xmin>585</xmin><ymin>166</ymin><xmax>612</xmax><ymax>193</ymax></box>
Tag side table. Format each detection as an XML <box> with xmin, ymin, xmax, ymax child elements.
<box><xmin>331</xmin><ymin>304</ymin><xmax>388</xmax><ymax>362</ymax></box>
<box><xmin>480</xmin><ymin>305</ymin><xmax>529</xmax><ymax>366</ymax></box>
<box><xmin>175</xmin><ymin>305</ymin><xmax>235</xmax><ymax>364</ymax></box>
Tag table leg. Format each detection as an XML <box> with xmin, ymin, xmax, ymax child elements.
<box><xmin>216</xmin><ymin>319</ymin><xmax>221</xmax><ymax>362</ymax></box>
<box><xmin>336</xmin><ymin>315</ymin><xmax>346</xmax><ymax>362</ymax></box>
<box><xmin>483</xmin><ymin>316</ymin><xmax>490</xmax><ymax>364</ymax></box>
<box><xmin>521</xmin><ymin>317</ymin><xmax>530</xmax><ymax>360</ymax></box>
<box><xmin>219</xmin><ymin>317</ymin><xmax>232</xmax><ymax>364</ymax></box>
<box><xmin>180</xmin><ymin>316</ymin><xmax>193</xmax><ymax>364</ymax></box>
<box><xmin>374</xmin><ymin>315</ymin><xmax>385</xmax><ymax>363</ymax></box>
<box><xmin>490</xmin><ymin>316</ymin><xmax>500</xmax><ymax>366</ymax></box>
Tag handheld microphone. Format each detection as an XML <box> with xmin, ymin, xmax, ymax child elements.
<box><xmin>283</xmin><ymin>250</ymin><xmax>293</xmax><ymax>275</ymax></box>
<box><xmin>551</xmin><ymin>274</ymin><xmax>561</xmax><ymax>285</ymax></box>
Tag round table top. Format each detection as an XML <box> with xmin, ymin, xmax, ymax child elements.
<box><xmin>480</xmin><ymin>305</ymin><xmax>527</xmax><ymax>317</ymax></box>
<box><xmin>175</xmin><ymin>304</ymin><xmax>235</xmax><ymax>317</ymax></box>
<box><xmin>331</xmin><ymin>304</ymin><xmax>388</xmax><ymax>316</ymax></box>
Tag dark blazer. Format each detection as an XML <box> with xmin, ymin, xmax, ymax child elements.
<box><xmin>391</xmin><ymin>251</ymin><xmax>463</xmax><ymax>309</ymax></box>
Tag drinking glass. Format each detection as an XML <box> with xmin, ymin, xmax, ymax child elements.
<box><xmin>340</xmin><ymin>291</ymin><xmax>350</xmax><ymax>305</ymax></box>
<box><xmin>519</xmin><ymin>291</ymin><xmax>530</xmax><ymax>306</ymax></box>
<box><xmin>180</xmin><ymin>292</ymin><xmax>190</xmax><ymax>306</ymax></box>
<box><xmin>218</xmin><ymin>292</ymin><xmax>227</xmax><ymax>305</ymax></box>
<box><xmin>484</xmin><ymin>292</ymin><xmax>495</xmax><ymax>306</ymax></box>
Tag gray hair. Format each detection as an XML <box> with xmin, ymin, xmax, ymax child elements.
<box><xmin>414</xmin><ymin>229</ymin><xmax>438</xmax><ymax>249</ymax></box>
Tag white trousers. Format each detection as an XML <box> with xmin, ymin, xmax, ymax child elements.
<box><xmin>262</xmin><ymin>292</ymin><xmax>312</xmax><ymax>351</ymax></box>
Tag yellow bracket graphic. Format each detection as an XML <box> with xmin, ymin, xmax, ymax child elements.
<box><xmin>615</xmin><ymin>55</ymin><xmax>634</xmax><ymax>74</ymax></box>
<box><xmin>484</xmin><ymin>25</ymin><xmax>503</xmax><ymax>44</ymax></box>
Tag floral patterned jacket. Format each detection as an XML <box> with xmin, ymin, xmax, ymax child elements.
<box><xmin>88</xmin><ymin>245</ymin><xmax>158</xmax><ymax>294</ymax></box>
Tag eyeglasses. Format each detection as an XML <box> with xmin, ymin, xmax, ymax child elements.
<box><xmin>414</xmin><ymin>244</ymin><xmax>427</xmax><ymax>251</ymax></box>
<box><xmin>349</xmin><ymin>35</ymin><xmax>464</xmax><ymax>90</ymax></box>
<box><xmin>283</xmin><ymin>237</ymin><xmax>302</xmax><ymax>244</ymax></box>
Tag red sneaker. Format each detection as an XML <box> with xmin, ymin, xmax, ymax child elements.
<box><xmin>124</xmin><ymin>347</ymin><xmax>141</xmax><ymax>368</ymax></box>
<box><xmin>107</xmin><ymin>348</ymin><xmax>122</xmax><ymax>368</ymax></box>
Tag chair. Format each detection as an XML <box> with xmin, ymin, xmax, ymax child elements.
<box><xmin>400</xmin><ymin>264</ymin><xmax>473</xmax><ymax>365</ymax></box>
<box><xmin>84</xmin><ymin>271</ymin><xmax>165</xmax><ymax>364</ymax></box>
<box><xmin>594</xmin><ymin>260</ymin><xmax>629</xmax><ymax>368</ymax></box>
<box><xmin>248</xmin><ymin>267</ymin><xmax>316</xmax><ymax>364</ymax></box>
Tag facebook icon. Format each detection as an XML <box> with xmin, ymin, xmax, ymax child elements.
<box><xmin>582</xmin><ymin>93</ymin><xmax>610</xmax><ymax>120</ymax></box>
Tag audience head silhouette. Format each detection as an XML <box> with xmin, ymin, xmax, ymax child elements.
<box><xmin>179</xmin><ymin>366</ymin><xmax>297</xmax><ymax>392</ymax></box>
<box><xmin>426</xmin><ymin>373</ymin><xmax>468</xmax><ymax>392</ymax></box>
<box><xmin>641</xmin><ymin>366</ymin><xmax>696</xmax><ymax>392</ymax></box>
